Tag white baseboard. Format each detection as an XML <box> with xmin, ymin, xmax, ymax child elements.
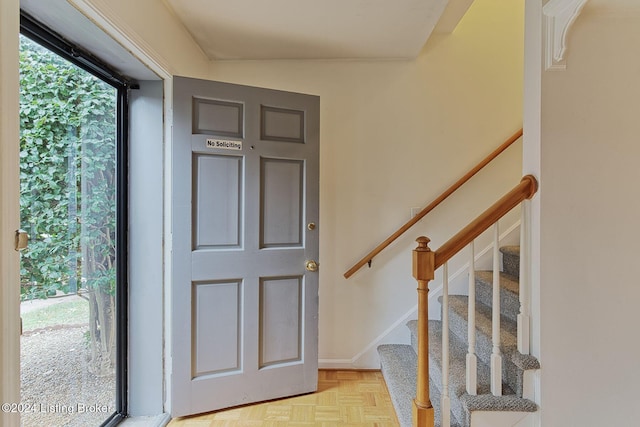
<box><xmin>318</xmin><ymin>359</ymin><xmax>356</xmax><ymax>369</ymax></box>
<box><xmin>319</xmin><ymin>220</ymin><xmax>521</xmax><ymax>370</ymax></box>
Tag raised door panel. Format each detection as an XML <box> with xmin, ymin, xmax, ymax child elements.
<box><xmin>260</xmin><ymin>158</ymin><xmax>304</xmax><ymax>248</ymax></box>
<box><xmin>261</xmin><ymin>106</ymin><xmax>305</xmax><ymax>143</ymax></box>
<box><xmin>259</xmin><ymin>276</ymin><xmax>303</xmax><ymax>368</ymax></box>
<box><xmin>192</xmin><ymin>280</ymin><xmax>242</xmax><ymax>378</ymax></box>
<box><xmin>193</xmin><ymin>154</ymin><xmax>243</xmax><ymax>249</ymax></box>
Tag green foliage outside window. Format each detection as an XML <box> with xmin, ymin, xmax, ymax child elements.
<box><xmin>19</xmin><ymin>35</ymin><xmax>118</xmax><ymax>374</ymax></box>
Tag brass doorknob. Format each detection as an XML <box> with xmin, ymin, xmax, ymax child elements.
<box><xmin>305</xmin><ymin>260</ymin><xmax>319</xmax><ymax>272</ymax></box>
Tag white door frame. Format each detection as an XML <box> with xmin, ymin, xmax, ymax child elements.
<box><xmin>0</xmin><ymin>0</ymin><xmax>22</xmax><ymax>425</ymax></box>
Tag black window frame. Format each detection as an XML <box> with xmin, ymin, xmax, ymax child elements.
<box><xmin>20</xmin><ymin>11</ymin><xmax>131</xmax><ymax>426</ymax></box>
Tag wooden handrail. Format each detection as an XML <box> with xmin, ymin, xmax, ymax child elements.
<box><xmin>434</xmin><ymin>174</ymin><xmax>538</xmax><ymax>269</ymax></box>
<box><xmin>343</xmin><ymin>128</ymin><xmax>523</xmax><ymax>279</ymax></box>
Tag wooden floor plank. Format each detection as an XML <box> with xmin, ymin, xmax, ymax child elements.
<box><xmin>168</xmin><ymin>370</ymin><xmax>400</xmax><ymax>427</ymax></box>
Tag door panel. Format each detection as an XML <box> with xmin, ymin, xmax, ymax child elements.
<box><xmin>192</xmin><ymin>280</ymin><xmax>242</xmax><ymax>377</ymax></box>
<box><xmin>172</xmin><ymin>76</ymin><xmax>319</xmax><ymax>417</ymax></box>
<box><xmin>260</xmin><ymin>158</ymin><xmax>304</xmax><ymax>248</ymax></box>
<box><xmin>193</xmin><ymin>98</ymin><xmax>244</xmax><ymax>137</ymax></box>
<box><xmin>193</xmin><ymin>154</ymin><xmax>243</xmax><ymax>249</ymax></box>
<box><xmin>259</xmin><ymin>276</ymin><xmax>303</xmax><ymax>368</ymax></box>
<box><xmin>261</xmin><ymin>106</ymin><xmax>305</xmax><ymax>143</ymax></box>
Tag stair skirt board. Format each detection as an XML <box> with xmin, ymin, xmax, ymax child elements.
<box><xmin>378</xmin><ymin>246</ymin><xmax>540</xmax><ymax>427</ymax></box>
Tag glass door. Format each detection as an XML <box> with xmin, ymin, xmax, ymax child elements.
<box><xmin>18</xmin><ymin>27</ymin><xmax>126</xmax><ymax>426</ymax></box>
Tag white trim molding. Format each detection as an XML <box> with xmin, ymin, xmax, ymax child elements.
<box><xmin>543</xmin><ymin>0</ymin><xmax>589</xmax><ymax>71</ymax></box>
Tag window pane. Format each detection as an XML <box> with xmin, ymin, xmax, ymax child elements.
<box><xmin>19</xmin><ymin>34</ymin><xmax>117</xmax><ymax>426</ymax></box>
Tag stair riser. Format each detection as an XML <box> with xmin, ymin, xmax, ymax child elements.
<box><xmin>447</xmin><ymin>304</ymin><xmax>523</xmax><ymax>397</ymax></box>
<box><xmin>501</xmin><ymin>252</ymin><xmax>519</xmax><ymax>279</ymax></box>
<box><xmin>474</xmin><ymin>277</ymin><xmax>520</xmax><ymax>322</ymax></box>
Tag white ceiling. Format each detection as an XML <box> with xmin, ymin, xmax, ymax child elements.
<box><xmin>21</xmin><ymin>0</ymin><xmax>475</xmax><ymax>78</ymax></box>
<box><xmin>165</xmin><ymin>0</ymin><xmax>474</xmax><ymax>61</ymax></box>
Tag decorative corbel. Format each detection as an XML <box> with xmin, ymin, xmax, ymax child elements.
<box><xmin>543</xmin><ymin>0</ymin><xmax>589</xmax><ymax>71</ymax></box>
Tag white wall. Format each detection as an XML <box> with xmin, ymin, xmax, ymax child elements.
<box><xmin>209</xmin><ymin>0</ymin><xmax>525</xmax><ymax>367</ymax></box>
<box><xmin>529</xmin><ymin>0</ymin><xmax>640</xmax><ymax>424</ymax></box>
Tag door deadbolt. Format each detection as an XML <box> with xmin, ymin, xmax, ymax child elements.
<box><xmin>15</xmin><ymin>229</ymin><xmax>28</xmax><ymax>252</ymax></box>
<box><xmin>305</xmin><ymin>260</ymin><xmax>319</xmax><ymax>272</ymax></box>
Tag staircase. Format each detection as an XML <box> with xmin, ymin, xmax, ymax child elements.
<box><xmin>378</xmin><ymin>246</ymin><xmax>540</xmax><ymax>427</ymax></box>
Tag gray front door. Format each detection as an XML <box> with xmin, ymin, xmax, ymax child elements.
<box><xmin>171</xmin><ymin>76</ymin><xmax>320</xmax><ymax>417</ymax></box>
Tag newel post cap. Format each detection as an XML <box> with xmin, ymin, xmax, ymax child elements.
<box><xmin>415</xmin><ymin>236</ymin><xmax>431</xmax><ymax>251</ymax></box>
<box><xmin>413</xmin><ymin>236</ymin><xmax>435</xmax><ymax>281</ymax></box>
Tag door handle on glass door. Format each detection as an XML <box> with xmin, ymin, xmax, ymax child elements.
<box><xmin>15</xmin><ymin>229</ymin><xmax>28</xmax><ymax>251</ymax></box>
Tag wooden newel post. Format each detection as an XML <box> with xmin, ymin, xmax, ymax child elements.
<box><xmin>412</xmin><ymin>236</ymin><xmax>435</xmax><ymax>427</ymax></box>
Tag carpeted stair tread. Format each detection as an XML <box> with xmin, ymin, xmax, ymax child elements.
<box><xmin>474</xmin><ymin>271</ymin><xmax>520</xmax><ymax>322</ymax></box>
<box><xmin>460</xmin><ymin>393</ymin><xmax>537</xmax><ymax>413</ymax></box>
<box><xmin>500</xmin><ymin>246</ymin><xmax>520</xmax><ymax>278</ymax></box>
<box><xmin>378</xmin><ymin>344</ymin><xmax>459</xmax><ymax>427</ymax></box>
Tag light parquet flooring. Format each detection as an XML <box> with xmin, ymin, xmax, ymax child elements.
<box><xmin>168</xmin><ymin>370</ymin><xmax>400</xmax><ymax>427</ymax></box>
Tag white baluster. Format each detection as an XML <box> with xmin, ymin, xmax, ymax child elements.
<box><xmin>441</xmin><ymin>262</ymin><xmax>451</xmax><ymax>427</ymax></box>
<box><xmin>518</xmin><ymin>200</ymin><xmax>531</xmax><ymax>355</ymax></box>
<box><xmin>491</xmin><ymin>223</ymin><xmax>503</xmax><ymax>396</ymax></box>
<box><xmin>466</xmin><ymin>242</ymin><xmax>478</xmax><ymax>395</ymax></box>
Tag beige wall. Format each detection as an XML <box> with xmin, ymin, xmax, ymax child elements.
<box><xmin>209</xmin><ymin>0</ymin><xmax>525</xmax><ymax>365</ymax></box>
<box><xmin>531</xmin><ymin>0</ymin><xmax>640</xmax><ymax>424</ymax></box>
<box><xmin>0</xmin><ymin>0</ymin><xmax>21</xmax><ymax>425</ymax></box>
